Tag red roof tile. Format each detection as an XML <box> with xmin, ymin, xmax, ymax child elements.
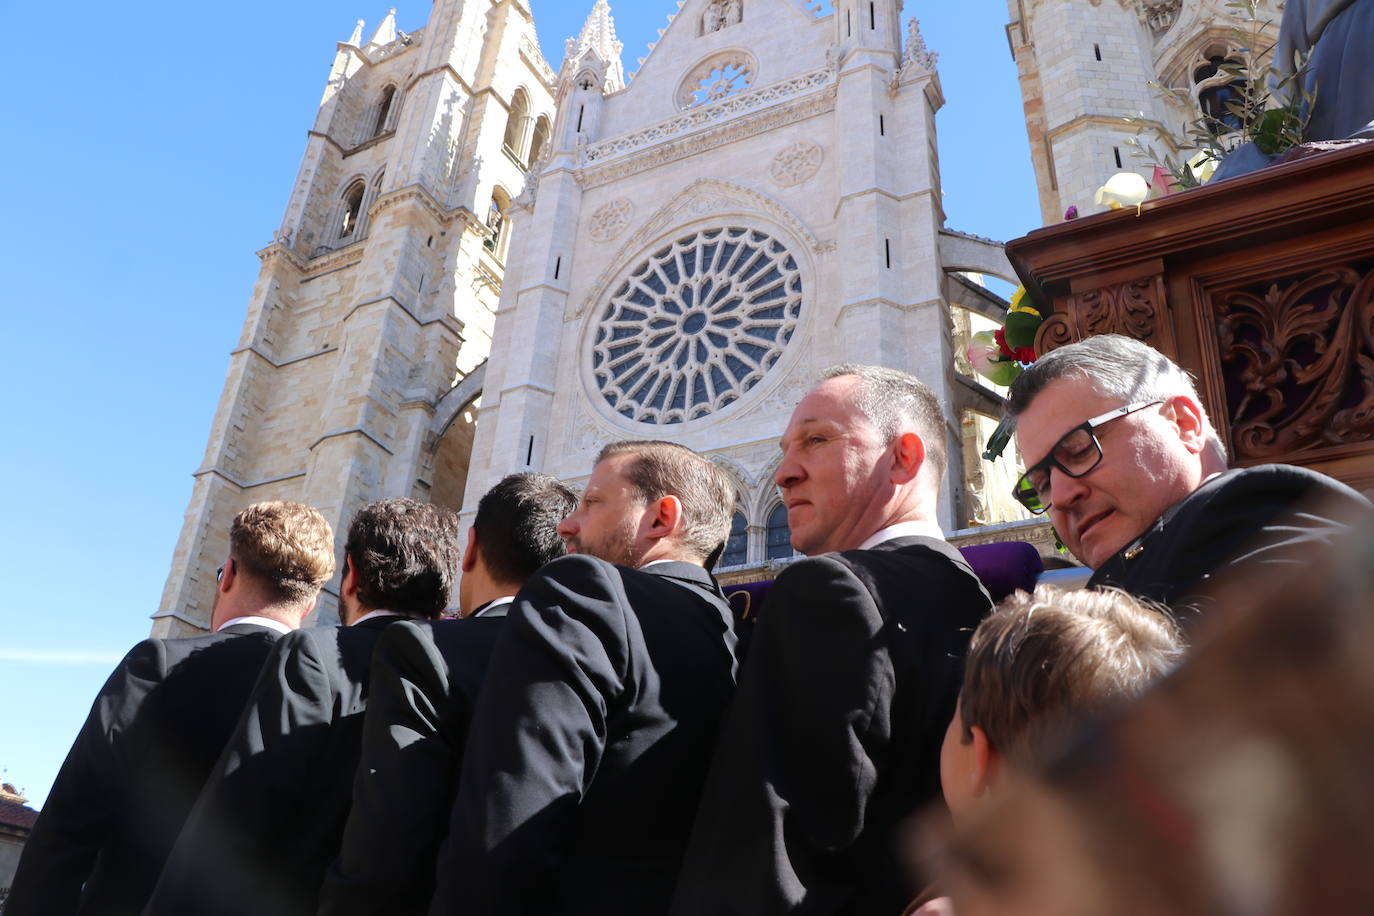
<box><xmin>0</xmin><ymin>798</ymin><xmax>38</xmax><ymax>831</ymax></box>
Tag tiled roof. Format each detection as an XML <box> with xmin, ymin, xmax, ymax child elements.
<box><xmin>0</xmin><ymin>798</ymin><xmax>38</xmax><ymax>831</ymax></box>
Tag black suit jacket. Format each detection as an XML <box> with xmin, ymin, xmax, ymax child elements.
<box><xmin>670</xmin><ymin>537</ymin><xmax>993</xmax><ymax>916</ymax></box>
<box><xmin>144</xmin><ymin>615</ymin><xmax>407</xmax><ymax>916</ymax></box>
<box><xmin>318</xmin><ymin>606</ymin><xmax>510</xmax><ymax>916</ymax></box>
<box><xmin>6</xmin><ymin>623</ymin><xmax>283</xmax><ymax>916</ymax></box>
<box><xmin>430</xmin><ymin>556</ymin><xmax>739</xmax><ymax>916</ymax></box>
<box><xmin>1088</xmin><ymin>464</ymin><xmax>1371</xmax><ymax>626</ymax></box>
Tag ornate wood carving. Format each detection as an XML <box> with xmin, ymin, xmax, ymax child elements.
<box><xmin>1212</xmin><ymin>263</ymin><xmax>1374</xmax><ymax>460</ymax></box>
<box><xmin>1035</xmin><ymin>275</ymin><xmax>1172</xmax><ymax>355</ymax></box>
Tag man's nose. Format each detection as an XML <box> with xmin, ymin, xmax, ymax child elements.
<box><xmin>556</xmin><ymin>513</ymin><xmax>578</xmax><ymax>539</ymax></box>
<box><xmin>774</xmin><ymin>451</ymin><xmax>802</xmax><ymax>490</ymax></box>
<box><xmin>1048</xmin><ymin>465</ymin><xmax>1090</xmax><ymax>508</ymax></box>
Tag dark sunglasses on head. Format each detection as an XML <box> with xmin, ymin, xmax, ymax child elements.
<box><xmin>1012</xmin><ymin>400</ymin><xmax>1164</xmax><ymax>514</ymax></box>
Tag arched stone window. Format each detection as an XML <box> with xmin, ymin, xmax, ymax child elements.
<box><xmin>484</xmin><ymin>188</ymin><xmax>512</xmax><ymax>261</ymax></box>
<box><xmin>528</xmin><ymin>115</ymin><xmax>551</xmax><ymax>168</ymax></box>
<box><xmin>503</xmin><ymin>89</ymin><xmax>531</xmax><ymax>160</ymax></box>
<box><xmin>338</xmin><ymin>180</ymin><xmax>367</xmax><ymax>240</ymax></box>
<box><xmin>372</xmin><ymin>85</ymin><xmax>397</xmax><ymax>138</ymax></box>
<box><xmin>591</xmin><ymin>226</ymin><xmax>803</xmax><ymax>425</ymax></box>
<box><xmin>721</xmin><ymin>511</ymin><xmax>748</xmax><ymax>567</ymax></box>
<box><xmin>766</xmin><ymin>503</ymin><xmax>794</xmax><ymax>560</ymax></box>
<box><xmin>1193</xmin><ymin>48</ymin><xmax>1246</xmax><ymax>133</ymax></box>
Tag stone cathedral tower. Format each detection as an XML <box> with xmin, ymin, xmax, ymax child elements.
<box><xmin>1007</xmin><ymin>0</ymin><xmax>1281</xmax><ymax>225</ymax></box>
<box><xmin>155</xmin><ymin>3</ymin><xmax>557</xmax><ymax>635</ymax></box>
<box><xmin>462</xmin><ymin>0</ymin><xmax>1016</xmax><ymax>570</ymax></box>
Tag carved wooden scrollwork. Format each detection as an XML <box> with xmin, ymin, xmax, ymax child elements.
<box><xmin>1213</xmin><ymin>265</ymin><xmax>1374</xmax><ymax>460</ymax></box>
<box><xmin>1034</xmin><ymin>275</ymin><xmax>1170</xmax><ymax>357</ymax></box>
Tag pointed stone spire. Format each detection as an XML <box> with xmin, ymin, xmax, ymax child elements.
<box><xmin>346</xmin><ymin>19</ymin><xmax>365</xmax><ymax>47</ymax></box>
<box><xmin>368</xmin><ymin>8</ymin><xmax>397</xmax><ymax>48</ymax></box>
<box><xmin>901</xmin><ymin>18</ymin><xmax>939</xmax><ymax>75</ymax></box>
<box><xmin>563</xmin><ymin>0</ymin><xmax>626</xmax><ymax>90</ymax></box>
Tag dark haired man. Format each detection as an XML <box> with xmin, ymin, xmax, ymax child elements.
<box><xmin>430</xmin><ymin>440</ymin><xmax>739</xmax><ymax>916</ymax></box>
<box><xmin>319</xmin><ymin>474</ymin><xmax>578</xmax><ymax>916</ymax></box>
<box><xmin>1004</xmin><ymin>334</ymin><xmax>1369</xmax><ymax>624</ymax></box>
<box><xmin>672</xmin><ymin>365</ymin><xmax>993</xmax><ymax>916</ymax></box>
<box><xmin>7</xmin><ymin>501</ymin><xmax>335</xmax><ymax>916</ymax></box>
<box><xmin>146</xmin><ymin>498</ymin><xmax>462</xmax><ymax>916</ymax></box>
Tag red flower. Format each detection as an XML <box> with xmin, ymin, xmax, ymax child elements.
<box><xmin>994</xmin><ymin>327</ymin><xmax>1014</xmax><ymax>358</ymax></box>
<box><xmin>1014</xmin><ymin>345</ymin><xmax>1037</xmax><ymax>362</ymax></box>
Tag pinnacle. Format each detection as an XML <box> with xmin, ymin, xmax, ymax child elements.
<box><xmin>563</xmin><ymin>0</ymin><xmax>626</xmax><ymax>90</ymax></box>
<box><xmin>367</xmin><ymin>8</ymin><xmax>397</xmax><ymax>48</ymax></box>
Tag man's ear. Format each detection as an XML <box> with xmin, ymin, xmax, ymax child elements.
<box><xmin>340</xmin><ymin>553</ymin><xmax>359</xmax><ymax>599</ymax></box>
<box><xmin>1165</xmin><ymin>395</ymin><xmax>1208</xmax><ymax>455</ymax></box>
<box><xmin>890</xmin><ymin>431</ymin><xmax>925</xmax><ymax>485</ymax></box>
<box><xmin>218</xmin><ymin>557</ymin><xmax>236</xmax><ymax>594</ymax></box>
<box><xmin>643</xmin><ymin>495</ymin><xmax>683</xmax><ymax>543</ymax></box>
<box><xmin>461</xmin><ymin>526</ymin><xmax>479</xmax><ymax>573</ymax></box>
<box><xmin>968</xmin><ymin>725</ymin><xmax>1001</xmax><ymax>799</ymax></box>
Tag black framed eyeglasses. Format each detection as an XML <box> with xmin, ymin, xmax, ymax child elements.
<box><xmin>1012</xmin><ymin>400</ymin><xmax>1164</xmax><ymax>515</ymax></box>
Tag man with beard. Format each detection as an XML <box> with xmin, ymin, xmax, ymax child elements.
<box><xmin>429</xmin><ymin>440</ymin><xmax>739</xmax><ymax>916</ymax></box>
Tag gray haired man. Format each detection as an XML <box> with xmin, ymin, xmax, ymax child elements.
<box><xmin>1005</xmin><ymin>334</ymin><xmax>1369</xmax><ymax>624</ymax></box>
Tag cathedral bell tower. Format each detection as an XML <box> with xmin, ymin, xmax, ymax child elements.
<box><xmin>156</xmin><ymin>2</ymin><xmax>556</xmax><ymax>635</ymax></box>
<box><xmin>1007</xmin><ymin>0</ymin><xmax>1281</xmax><ymax>224</ymax></box>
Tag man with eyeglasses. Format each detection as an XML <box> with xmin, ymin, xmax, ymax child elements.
<box><xmin>7</xmin><ymin>501</ymin><xmax>335</xmax><ymax>916</ymax></box>
<box><xmin>1005</xmin><ymin>334</ymin><xmax>1369</xmax><ymax>625</ymax></box>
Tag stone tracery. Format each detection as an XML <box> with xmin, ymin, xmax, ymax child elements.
<box><xmin>592</xmin><ymin>226</ymin><xmax>802</xmax><ymax>424</ymax></box>
<box><xmin>678</xmin><ymin>52</ymin><xmax>757</xmax><ymax>109</ymax></box>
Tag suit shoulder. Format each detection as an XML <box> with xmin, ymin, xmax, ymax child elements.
<box><xmin>537</xmin><ymin>553</ymin><xmax>623</xmax><ymax>582</ymax></box>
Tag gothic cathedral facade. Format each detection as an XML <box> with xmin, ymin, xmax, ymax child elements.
<box><xmin>159</xmin><ymin>0</ymin><xmax>1272</xmax><ymax>632</ymax></box>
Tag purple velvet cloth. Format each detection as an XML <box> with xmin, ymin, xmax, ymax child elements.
<box><xmin>723</xmin><ymin>542</ymin><xmax>1043</xmax><ymax>623</ymax></box>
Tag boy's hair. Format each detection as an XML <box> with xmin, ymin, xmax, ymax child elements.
<box><xmin>344</xmin><ymin>498</ymin><xmax>462</xmax><ymax>619</ymax></box>
<box><xmin>229</xmin><ymin>500</ymin><xmax>336</xmax><ymax>605</ymax></box>
<box><xmin>473</xmin><ymin>472</ymin><xmax>579</xmax><ymax>585</ymax></box>
<box><xmin>959</xmin><ymin>585</ymin><xmax>1184</xmax><ymax>760</ymax></box>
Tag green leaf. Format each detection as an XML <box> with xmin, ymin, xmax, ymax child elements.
<box><xmin>1004</xmin><ymin>310</ymin><xmax>1042</xmax><ymax>350</ymax></box>
<box><xmin>981</xmin><ymin>416</ymin><xmax>1015</xmax><ymax>462</ymax></box>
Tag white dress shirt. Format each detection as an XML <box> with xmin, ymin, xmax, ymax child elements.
<box><xmin>856</xmin><ymin>519</ymin><xmax>946</xmax><ymax>551</ymax></box>
<box><xmin>215</xmin><ymin>615</ymin><xmax>293</xmax><ymax>635</ymax></box>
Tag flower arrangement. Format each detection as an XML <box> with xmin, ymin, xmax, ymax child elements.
<box><xmin>967</xmin><ymin>286</ymin><xmax>1043</xmax><ymax>388</ymax></box>
<box><xmin>966</xmin><ymin>286</ymin><xmax>1044</xmax><ymax>460</ymax></box>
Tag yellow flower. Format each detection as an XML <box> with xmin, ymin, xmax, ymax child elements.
<box><xmin>1187</xmin><ymin>149</ymin><xmax>1219</xmax><ymax>185</ymax></box>
<box><xmin>1008</xmin><ymin>286</ymin><xmax>1040</xmax><ymax>317</ymax></box>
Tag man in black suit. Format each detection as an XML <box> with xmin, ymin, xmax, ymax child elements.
<box><xmin>671</xmin><ymin>365</ymin><xmax>994</xmax><ymax>916</ymax></box>
<box><xmin>1004</xmin><ymin>334</ymin><xmax>1370</xmax><ymax>626</ymax></box>
<box><xmin>432</xmin><ymin>440</ymin><xmax>739</xmax><ymax>916</ymax></box>
<box><xmin>144</xmin><ymin>497</ymin><xmax>461</xmax><ymax>916</ymax></box>
<box><xmin>7</xmin><ymin>501</ymin><xmax>335</xmax><ymax>916</ymax></box>
<box><xmin>319</xmin><ymin>473</ymin><xmax>578</xmax><ymax>916</ymax></box>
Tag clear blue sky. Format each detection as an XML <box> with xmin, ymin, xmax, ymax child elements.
<box><xmin>0</xmin><ymin>0</ymin><xmax>1039</xmax><ymax>808</ymax></box>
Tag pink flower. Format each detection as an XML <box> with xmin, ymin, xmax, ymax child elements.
<box><xmin>1064</xmin><ymin>206</ymin><xmax>1079</xmax><ymax>220</ymax></box>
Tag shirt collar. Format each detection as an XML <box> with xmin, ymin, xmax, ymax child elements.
<box><xmin>471</xmin><ymin>596</ymin><xmax>515</xmax><ymax>618</ymax></box>
<box><xmin>215</xmin><ymin>615</ymin><xmax>293</xmax><ymax>636</ymax></box>
<box><xmin>351</xmin><ymin>609</ymin><xmax>404</xmax><ymax>626</ymax></box>
<box><xmin>856</xmin><ymin>519</ymin><xmax>946</xmax><ymax>551</ymax></box>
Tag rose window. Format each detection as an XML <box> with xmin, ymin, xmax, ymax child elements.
<box><xmin>678</xmin><ymin>54</ymin><xmax>756</xmax><ymax>109</ymax></box>
<box><xmin>592</xmin><ymin>227</ymin><xmax>803</xmax><ymax>424</ymax></box>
